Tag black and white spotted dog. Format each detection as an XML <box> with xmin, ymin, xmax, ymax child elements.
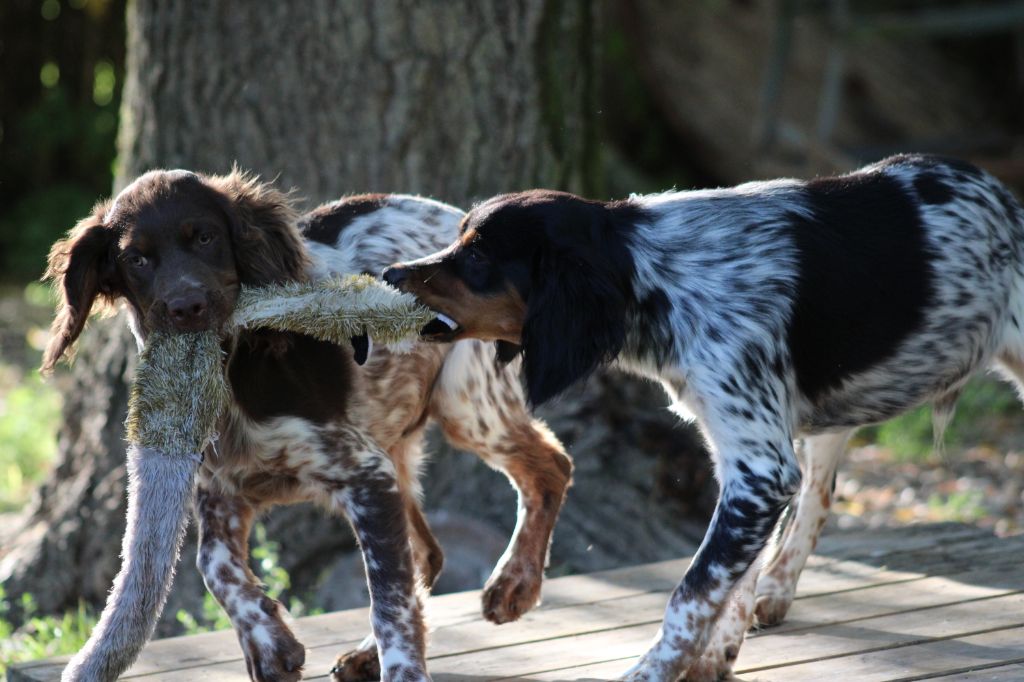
<box><xmin>384</xmin><ymin>154</ymin><xmax>1024</xmax><ymax>680</ymax></box>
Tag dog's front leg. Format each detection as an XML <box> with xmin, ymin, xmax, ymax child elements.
<box><xmin>690</xmin><ymin>429</ymin><xmax>852</xmax><ymax>679</ymax></box>
<box><xmin>332</xmin><ymin>445</ymin><xmax>429</xmax><ymax>682</ymax></box>
<box><xmin>195</xmin><ymin>486</ymin><xmax>305</xmax><ymax>682</ymax></box>
<box><xmin>686</xmin><ymin>558</ymin><xmax>759</xmax><ymax>682</ymax></box>
<box><xmin>624</xmin><ymin>377</ymin><xmax>800</xmax><ymax>681</ymax></box>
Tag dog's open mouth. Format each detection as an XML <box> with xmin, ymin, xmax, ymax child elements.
<box><xmin>420</xmin><ymin>312</ymin><xmax>461</xmax><ymax>342</ymax></box>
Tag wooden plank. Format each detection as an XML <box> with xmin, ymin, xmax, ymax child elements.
<box><xmin>739</xmin><ymin>593</ymin><xmax>1024</xmax><ymax>673</ymax></box>
<box><xmin>925</xmin><ymin>662</ymin><xmax>1024</xmax><ymax>680</ymax></box>
<box><xmin>811</xmin><ymin>524</ymin><xmax>989</xmax><ymax>561</ymax></box>
<box><xmin>7</xmin><ymin>525</ymin><xmax>1018</xmax><ymax>681</ymax></box>
<box><xmin>765</xmin><ymin>626</ymin><xmax>1024</xmax><ymax>682</ymax></box>
<box><xmin>439</xmin><ymin>569</ymin><xmax>1024</xmax><ymax>680</ymax></box>
<box><xmin>113</xmin><ymin>552</ymin><xmax>923</xmax><ymax>679</ymax></box>
<box><xmin>276</xmin><ymin>560</ymin><xmax>1018</xmax><ymax>680</ymax></box>
<box><xmin>6</xmin><ymin>560</ymin><xmax>686</xmax><ymax>682</ymax></box>
<box><xmin>523</xmin><ymin>625</ymin><xmax>1024</xmax><ymax>682</ymax></box>
<box><xmin>766</xmin><ymin>562</ymin><xmax>1024</xmax><ymax>636</ymax></box>
<box><xmin>434</xmin><ymin>621</ymin><xmax>657</xmax><ymax>679</ymax></box>
<box><xmin>11</xmin><ymin>562</ymin><xmax>1008</xmax><ymax>680</ymax></box>
<box><xmin>6</xmin><ymin>662</ymin><xmax>68</xmax><ymax>682</ymax></box>
<box><xmin>810</xmin><ymin>528</ymin><xmax>1024</xmax><ymax>575</ymax></box>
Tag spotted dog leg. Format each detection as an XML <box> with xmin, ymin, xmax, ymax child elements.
<box><xmin>406</xmin><ymin>499</ymin><xmax>445</xmax><ymax>589</ymax></box>
<box><xmin>331</xmin><ymin>633</ymin><xmax>380</xmax><ymax>682</ymax></box>
<box><xmin>195</xmin><ymin>486</ymin><xmax>306</xmax><ymax>682</ymax></box>
<box><xmin>755</xmin><ymin>430</ymin><xmax>851</xmax><ymax>626</ymax></box>
<box><xmin>430</xmin><ymin>342</ymin><xmax>574</xmax><ymax>624</ymax></box>
<box><xmin>332</xmin><ymin>487</ymin><xmax>442</xmax><ymax>681</ymax></box>
<box><xmin>686</xmin><ymin>562</ymin><xmax>759</xmax><ymax>682</ymax></box>
<box><xmin>331</xmin><ymin>445</ymin><xmax>429</xmax><ymax>682</ymax></box>
<box><xmin>688</xmin><ymin>430</ymin><xmax>852</xmax><ymax>679</ymax></box>
<box><xmin>623</xmin><ymin>393</ymin><xmax>800</xmax><ymax>681</ymax></box>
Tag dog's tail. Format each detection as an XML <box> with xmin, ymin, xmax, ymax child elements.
<box><xmin>931</xmin><ymin>389</ymin><xmax>960</xmax><ymax>458</ymax></box>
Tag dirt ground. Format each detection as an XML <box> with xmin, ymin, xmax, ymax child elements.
<box><xmin>831</xmin><ymin>443</ymin><xmax>1024</xmax><ymax>537</ymax></box>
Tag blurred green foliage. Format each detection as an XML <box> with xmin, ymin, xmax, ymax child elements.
<box><xmin>0</xmin><ymin>371</ymin><xmax>62</xmax><ymax>512</ymax></box>
<box><xmin>0</xmin><ymin>0</ymin><xmax>125</xmax><ymax>285</ymax></box>
<box><xmin>0</xmin><ymin>282</ymin><xmax>62</xmax><ymax>511</ymax></box>
<box><xmin>0</xmin><ymin>587</ymin><xmax>97</xmax><ymax>674</ymax></box>
<box><xmin>859</xmin><ymin>377</ymin><xmax>1022</xmax><ymax>461</ymax></box>
<box><xmin>175</xmin><ymin>523</ymin><xmax>322</xmax><ymax>635</ymax></box>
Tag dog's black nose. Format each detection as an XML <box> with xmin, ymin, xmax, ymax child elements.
<box><xmin>167</xmin><ymin>290</ymin><xmax>208</xmax><ymax>329</ymax></box>
<box><xmin>382</xmin><ymin>265</ymin><xmax>408</xmax><ymax>288</ymax></box>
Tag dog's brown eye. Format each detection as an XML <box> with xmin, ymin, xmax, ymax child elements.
<box><xmin>196</xmin><ymin>232</ymin><xmax>215</xmax><ymax>246</ymax></box>
<box><xmin>129</xmin><ymin>254</ymin><xmax>148</xmax><ymax>268</ymax></box>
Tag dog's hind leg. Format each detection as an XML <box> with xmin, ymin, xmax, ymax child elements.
<box><xmin>430</xmin><ymin>341</ymin><xmax>573</xmax><ymax>624</ymax></box>
<box><xmin>329</xmin><ymin>443</ymin><xmax>428</xmax><ymax>682</ymax></box>
<box><xmin>994</xmin><ymin>347</ymin><xmax>1024</xmax><ymax>401</ymax></box>
<box><xmin>754</xmin><ymin>429</ymin><xmax>851</xmax><ymax>626</ymax></box>
<box><xmin>390</xmin><ymin>437</ymin><xmax>445</xmax><ymax>591</ymax></box>
<box><xmin>332</xmin><ymin>438</ymin><xmax>438</xmax><ymax>682</ymax></box>
<box><xmin>196</xmin><ymin>486</ymin><xmax>306</xmax><ymax>682</ymax></box>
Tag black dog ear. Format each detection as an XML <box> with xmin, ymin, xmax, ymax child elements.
<box><xmin>207</xmin><ymin>168</ymin><xmax>310</xmax><ymax>285</ymax></box>
<box><xmin>41</xmin><ymin>202</ymin><xmax>119</xmax><ymax>373</ymax></box>
<box><xmin>519</xmin><ymin>246</ymin><xmax>630</xmax><ymax>406</ymax></box>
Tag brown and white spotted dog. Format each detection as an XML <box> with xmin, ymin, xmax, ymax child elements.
<box><xmin>43</xmin><ymin>170</ymin><xmax>573</xmax><ymax>682</ymax></box>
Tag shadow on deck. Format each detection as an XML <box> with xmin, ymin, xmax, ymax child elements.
<box><xmin>10</xmin><ymin>523</ymin><xmax>1024</xmax><ymax>681</ymax></box>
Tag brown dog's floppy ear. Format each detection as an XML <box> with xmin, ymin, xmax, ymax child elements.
<box><xmin>206</xmin><ymin>168</ymin><xmax>309</xmax><ymax>286</ymax></box>
<box><xmin>42</xmin><ymin>201</ymin><xmax>119</xmax><ymax>373</ymax></box>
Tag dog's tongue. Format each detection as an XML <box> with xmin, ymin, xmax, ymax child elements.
<box><xmin>420</xmin><ymin>313</ymin><xmax>459</xmax><ymax>337</ymax></box>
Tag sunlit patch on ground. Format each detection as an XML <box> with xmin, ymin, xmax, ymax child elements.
<box><xmin>832</xmin><ymin>444</ymin><xmax>1024</xmax><ymax>536</ymax></box>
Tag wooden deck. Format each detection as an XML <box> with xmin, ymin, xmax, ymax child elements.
<box><xmin>10</xmin><ymin>523</ymin><xmax>1024</xmax><ymax>681</ymax></box>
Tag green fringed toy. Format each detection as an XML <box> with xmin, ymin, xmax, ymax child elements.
<box><xmin>62</xmin><ymin>274</ymin><xmax>435</xmax><ymax>682</ymax></box>
<box><xmin>131</xmin><ymin>273</ymin><xmax>435</xmax><ymax>454</ymax></box>
<box><xmin>126</xmin><ymin>331</ymin><xmax>227</xmax><ymax>455</ymax></box>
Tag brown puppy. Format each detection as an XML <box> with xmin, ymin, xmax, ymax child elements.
<box><xmin>46</xmin><ymin>171</ymin><xmax>573</xmax><ymax>682</ymax></box>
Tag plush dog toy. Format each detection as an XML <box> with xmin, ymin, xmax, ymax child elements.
<box><xmin>62</xmin><ymin>274</ymin><xmax>434</xmax><ymax>682</ymax></box>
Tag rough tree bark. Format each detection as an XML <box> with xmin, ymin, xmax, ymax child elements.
<box><xmin>1</xmin><ymin>0</ymin><xmax>711</xmax><ymax>631</ymax></box>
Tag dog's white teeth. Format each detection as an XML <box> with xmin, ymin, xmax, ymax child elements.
<box><xmin>436</xmin><ymin>313</ymin><xmax>460</xmax><ymax>331</ymax></box>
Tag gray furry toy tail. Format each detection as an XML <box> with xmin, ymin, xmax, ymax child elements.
<box><xmin>60</xmin><ymin>446</ymin><xmax>199</xmax><ymax>682</ymax></box>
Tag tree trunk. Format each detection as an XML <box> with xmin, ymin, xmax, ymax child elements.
<box><xmin>1</xmin><ymin>0</ymin><xmax>711</xmax><ymax>632</ymax></box>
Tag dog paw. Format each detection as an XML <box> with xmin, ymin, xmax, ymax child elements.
<box><xmin>482</xmin><ymin>563</ymin><xmax>542</xmax><ymax>624</ymax></box>
<box><xmin>242</xmin><ymin>629</ymin><xmax>306</xmax><ymax>682</ymax></box>
<box><xmin>331</xmin><ymin>645</ymin><xmax>381</xmax><ymax>682</ymax></box>
<box><xmin>685</xmin><ymin>643</ymin><xmax>739</xmax><ymax>681</ymax></box>
<box><xmin>754</xmin><ymin>570</ymin><xmax>797</xmax><ymax>627</ymax></box>
<box><xmin>620</xmin><ymin>659</ymin><xmax>661</xmax><ymax>682</ymax></box>
<box><xmin>754</xmin><ymin>589</ymin><xmax>794</xmax><ymax>627</ymax></box>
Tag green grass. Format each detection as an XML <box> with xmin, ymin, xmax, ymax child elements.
<box><xmin>176</xmin><ymin>523</ymin><xmax>322</xmax><ymax>635</ymax></box>
<box><xmin>0</xmin><ymin>372</ymin><xmax>62</xmax><ymax>512</ymax></box>
<box><xmin>858</xmin><ymin>377</ymin><xmax>1022</xmax><ymax>461</ymax></box>
<box><xmin>0</xmin><ymin>283</ymin><xmax>63</xmax><ymax>513</ymax></box>
<box><xmin>927</xmin><ymin>489</ymin><xmax>986</xmax><ymax>523</ymax></box>
<box><xmin>0</xmin><ymin>588</ymin><xmax>97</xmax><ymax>675</ymax></box>
<box><xmin>0</xmin><ymin>523</ymin><xmax>323</xmax><ymax>672</ymax></box>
